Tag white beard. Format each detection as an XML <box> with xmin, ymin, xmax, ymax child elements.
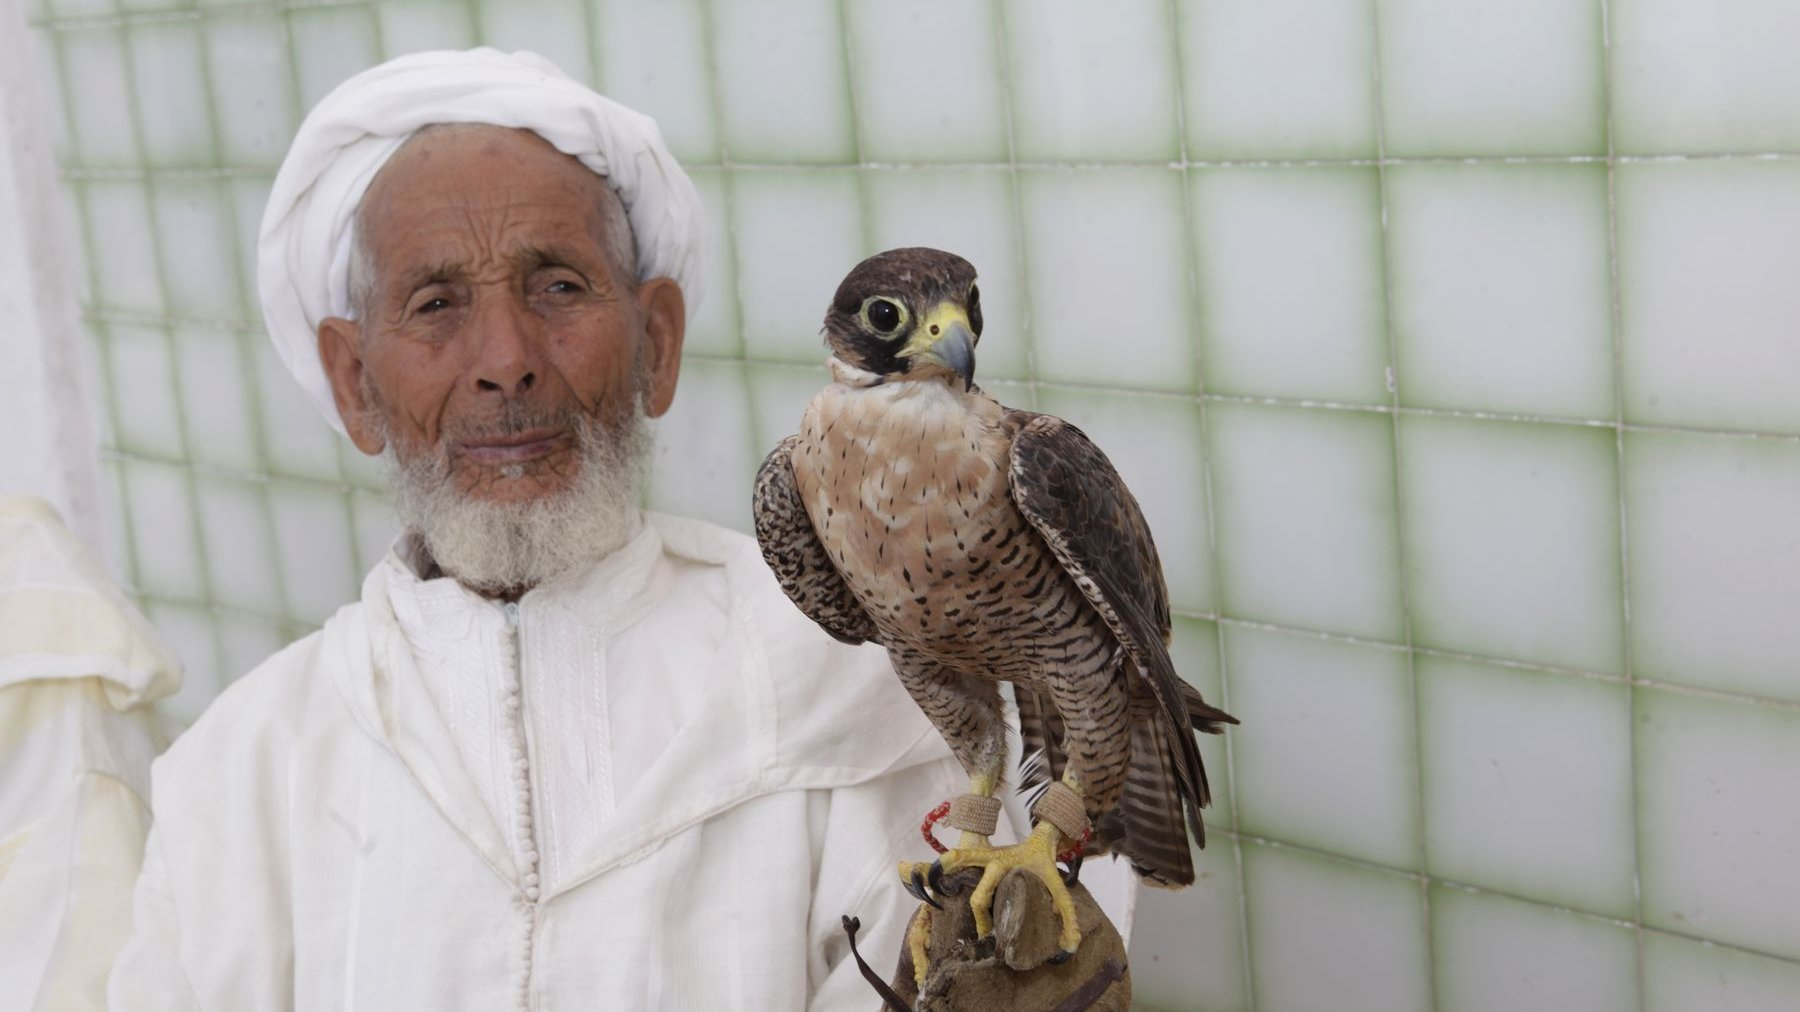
<box><xmin>382</xmin><ymin>404</ymin><xmax>652</xmax><ymax>596</ymax></box>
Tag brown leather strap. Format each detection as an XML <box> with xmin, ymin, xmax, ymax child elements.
<box><xmin>840</xmin><ymin>916</ymin><xmax>910</xmax><ymax>1012</ymax></box>
<box><xmin>944</xmin><ymin>793</ymin><xmax>1003</xmax><ymax>836</ymax></box>
<box><xmin>1032</xmin><ymin>782</ymin><xmax>1089</xmax><ymax>843</ymax></box>
<box><xmin>1051</xmin><ymin>959</ymin><xmax>1126</xmax><ymax>1012</ymax></box>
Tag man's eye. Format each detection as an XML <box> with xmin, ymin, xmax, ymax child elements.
<box><xmin>546</xmin><ymin>280</ymin><xmax>582</xmax><ymax>294</ymax></box>
<box><xmin>417</xmin><ymin>297</ymin><xmax>451</xmax><ymax>314</ymax></box>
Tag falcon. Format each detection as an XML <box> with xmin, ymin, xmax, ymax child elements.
<box><xmin>752</xmin><ymin>247</ymin><xmax>1235</xmax><ymax>969</ymax></box>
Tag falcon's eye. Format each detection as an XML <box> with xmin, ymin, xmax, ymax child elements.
<box><xmin>861</xmin><ymin>297</ymin><xmax>907</xmax><ymax>335</ymax></box>
<box><xmin>967</xmin><ymin>285</ymin><xmax>983</xmax><ymax>337</ymax></box>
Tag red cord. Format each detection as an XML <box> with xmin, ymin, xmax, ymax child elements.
<box><xmin>1056</xmin><ymin>827</ymin><xmax>1093</xmax><ymax>865</ymax></box>
<box><xmin>919</xmin><ymin>800</ymin><xmax>952</xmax><ymax>854</ymax></box>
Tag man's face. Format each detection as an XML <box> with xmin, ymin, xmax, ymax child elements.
<box><xmin>319</xmin><ymin>125</ymin><xmax>684</xmax><ymax>505</ymax></box>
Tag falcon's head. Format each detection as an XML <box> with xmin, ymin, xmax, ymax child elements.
<box><xmin>822</xmin><ymin>247</ymin><xmax>983</xmax><ymax>389</ymax></box>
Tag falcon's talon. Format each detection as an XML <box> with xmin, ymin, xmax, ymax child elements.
<box><xmin>902</xmin><ymin>863</ymin><xmax>944</xmax><ymax>909</ymax></box>
<box><xmin>907</xmin><ymin>864</ymin><xmax>936</xmax><ymax>900</ymax></box>
<box><xmin>1047</xmin><ymin>948</ymin><xmax>1076</xmax><ymax>966</ymax></box>
<box><xmin>1061</xmin><ymin>853</ymin><xmax>1084</xmax><ymax>887</ymax></box>
<box><xmin>927</xmin><ymin>859</ymin><xmax>962</xmax><ymax>897</ymax></box>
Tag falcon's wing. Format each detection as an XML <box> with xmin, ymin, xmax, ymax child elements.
<box><xmin>1006</xmin><ymin>413</ymin><xmax>1228</xmax><ymax>813</ymax></box>
<box><xmin>752</xmin><ymin>435</ymin><xmax>882</xmax><ymax>646</ymax></box>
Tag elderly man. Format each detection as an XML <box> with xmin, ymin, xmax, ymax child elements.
<box><xmin>106</xmin><ymin>49</ymin><xmax>1127</xmax><ymax>1010</ymax></box>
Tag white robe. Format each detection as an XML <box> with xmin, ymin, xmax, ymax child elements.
<box><xmin>0</xmin><ymin>496</ymin><xmax>177</xmax><ymax>1012</ymax></box>
<box><xmin>107</xmin><ymin>512</ymin><xmax>1131</xmax><ymax>1010</ymax></box>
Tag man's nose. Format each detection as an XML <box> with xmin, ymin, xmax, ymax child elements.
<box><xmin>469</xmin><ymin>293</ymin><xmax>539</xmax><ymax>397</ymax></box>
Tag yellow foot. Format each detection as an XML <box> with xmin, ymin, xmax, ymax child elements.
<box><xmin>907</xmin><ymin>904</ymin><xmax>933</xmax><ymax>987</ymax></box>
<box><xmin>898</xmin><ymin>821</ymin><xmax>1080</xmax><ymax>959</ymax></box>
<box><xmin>898</xmin><ymin>831</ymin><xmax>987</xmax><ymax>984</ymax></box>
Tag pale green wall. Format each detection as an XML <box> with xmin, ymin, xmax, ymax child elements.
<box><xmin>26</xmin><ymin>0</ymin><xmax>1800</xmax><ymax>1008</ymax></box>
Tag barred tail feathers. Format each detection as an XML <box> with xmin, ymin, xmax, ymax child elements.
<box><xmin>1102</xmin><ymin>715</ymin><xmax>1198</xmax><ymax>888</ymax></box>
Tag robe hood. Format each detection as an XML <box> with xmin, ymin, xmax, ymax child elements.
<box><xmin>0</xmin><ymin>496</ymin><xmax>182</xmax><ymax>710</ymax></box>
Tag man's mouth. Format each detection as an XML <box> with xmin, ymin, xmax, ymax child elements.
<box><xmin>456</xmin><ymin>428</ymin><xmax>570</xmax><ymax>466</ymax></box>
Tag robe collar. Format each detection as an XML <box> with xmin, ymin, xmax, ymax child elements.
<box><xmin>321</xmin><ymin>511</ymin><xmax>941</xmax><ymax>899</ymax></box>
<box><xmin>383</xmin><ymin>510</ymin><xmax>661</xmax><ymax>640</ymax></box>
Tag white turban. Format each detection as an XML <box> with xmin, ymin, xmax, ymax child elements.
<box><xmin>257</xmin><ymin>48</ymin><xmax>705</xmax><ymax>436</ymax></box>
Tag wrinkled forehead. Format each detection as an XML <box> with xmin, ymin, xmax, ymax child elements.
<box><xmin>353</xmin><ymin>124</ymin><xmax>618</xmax><ymax>269</ymax></box>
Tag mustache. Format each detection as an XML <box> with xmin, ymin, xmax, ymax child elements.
<box><xmin>444</xmin><ymin>400</ymin><xmax>584</xmax><ymax>445</ymax></box>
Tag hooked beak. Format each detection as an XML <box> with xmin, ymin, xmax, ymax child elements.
<box><xmin>925</xmin><ymin>322</ymin><xmax>976</xmax><ymax>391</ymax></box>
<box><xmin>900</xmin><ymin>303</ymin><xmax>978</xmax><ymax>390</ymax></box>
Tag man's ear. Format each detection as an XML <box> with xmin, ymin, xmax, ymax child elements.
<box><xmin>636</xmin><ymin>278</ymin><xmax>686</xmax><ymax>419</ymax></box>
<box><xmin>317</xmin><ymin>317</ymin><xmax>386</xmax><ymax>455</ymax></box>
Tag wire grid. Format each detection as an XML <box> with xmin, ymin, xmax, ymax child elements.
<box><xmin>26</xmin><ymin>0</ymin><xmax>1800</xmax><ymax>1008</ymax></box>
